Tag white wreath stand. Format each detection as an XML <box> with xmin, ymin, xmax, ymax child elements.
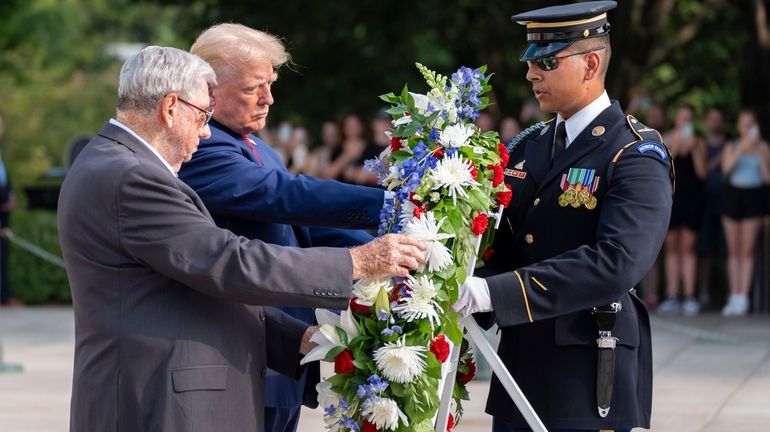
<box><xmin>434</xmin><ymin>206</ymin><xmax>547</xmax><ymax>432</ymax></box>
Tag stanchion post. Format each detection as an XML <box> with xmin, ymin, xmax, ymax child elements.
<box><xmin>434</xmin><ymin>206</ymin><xmax>547</xmax><ymax>432</ymax></box>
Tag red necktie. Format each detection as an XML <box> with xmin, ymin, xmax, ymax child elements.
<box><xmin>242</xmin><ymin>135</ymin><xmax>263</xmax><ymax>165</ymax></box>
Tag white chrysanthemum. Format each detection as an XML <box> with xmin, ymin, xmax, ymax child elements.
<box><xmin>363</xmin><ymin>396</ymin><xmax>409</xmax><ymax>431</ymax></box>
<box><xmin>393</xmin><ymin>274</ymin><xmax>443</xmax><ymax>328</ymax></box>
<box><xmin>429</xmin><ymin>153</ymin><xmax>479</xmax><ymax>204</ymax></box>
<box><xmin>300</xmin><ymin>309</ymin><xmax>359</xmax><ymax>365</ymax></box>
<box><xmin>402</xmin><ymin>211</ymin><xmax>454</xmax><ymax>273</ymax></box>
<box><xmin>439</xmin><ymin>123</ymin><xmax>475</xmax><ymax>148</ymax></box>
<box><xmin>353</xmin><ymin>277</ymin><xmax>392</xmax><ymax>306</ymax></box>
<box><xmin>373</xmin><ymin>337</ymin><xmax>427</xmax><ymax>384</ymax></box>
<box><xmin>398</xmin><ymin>199</ymin><xmax>417</xmax><ymax>224</ymax></box>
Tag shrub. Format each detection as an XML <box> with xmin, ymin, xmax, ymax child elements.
<box><xmin>7</xmin><ymin>209</ymin><xmax>70</xmax><ymax>304</ymax></box>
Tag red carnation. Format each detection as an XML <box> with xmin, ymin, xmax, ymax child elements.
<box><xmin>408</xmin><ymin>192</ymin><xmax>421</xmax><ymax>205</ymax></box>
<box><xmin>496</xmin><ymin>186</ymin><xmax>512</xmax><ymax>208</ymax></box>
<box><xmin>468</xmin><ymin>162</ymin><xmax>479</xmax><ymax>181</ymax></box>
<box><xmin>430</xmin><ymin>335</ymin><xmax>451</xmax><ymax>363</ymax></box>
<box><xmin>413</xmin><ymin>206</ymin><xmax>423</xmax><ymax>218</ymax></box>
<box><xmin>487</xmin><ymin>163</ymin><xmax>504</xmax><ymax>187</ymax></box>
<box><xmin>482</xmin><ymin>248</ymin><xmax>496</xmax><ymax>261</ymax></box>
<box><xmin>498</xmin><ymin>142</ymin><xmax>509</xmax><ymax>167</ymax></box>
<box><xmin>471</xmin><ymin>213</ymin><xmax>489</xmax><ymax>236</ymax></box>
<box><xmin>334</xmin><ymin>349</ymin><xmax>356</xmax><ymax>375</ymax></box>
<box><xmin>434</xmin><ymin>145</ymin><xmax>444</xmax><ymax>158</ymax></box>
<box><xmin>350</xmin><ymin>297</ymin><xmax>372</xmax><ymax>316</ymax></box>
<box><xmin>447</xmin><ymin>413</ymin><xmax>455</xmax><ymax>432</ymax></box>
<box><xmin>390</xmin><ymin>136</ymin><xmax>402</xmax><ymax>152</ymax></box>
<box><xmin>390</xmin><ymin>284</ymin><xmax>403</xmax><ymax>302</ymax></box>
<box><xmin>457</xmin><ymin>358</ymin><xmax>476</xmax><ymax>384</ymax></box>
<box><xmin>362</xmin><ymin>420</ymin><xmax>378</xmax><ymax>432</ymax></box>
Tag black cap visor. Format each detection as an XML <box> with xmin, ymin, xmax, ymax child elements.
<box><xmin>520</xmin><ymin>41</ymin><xmax>574</xmax><ymax>61</ymax></box>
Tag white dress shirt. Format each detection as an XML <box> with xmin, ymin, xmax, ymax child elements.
<box><xmin>555</xmin><ymin>90</ymin><xmax>611</xmax><ymax>148</ymax></box>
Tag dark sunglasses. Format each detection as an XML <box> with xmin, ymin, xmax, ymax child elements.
<box><xmin>526</xmin><ymin>47</ymin><xmax>606</xmax><ymax>72</ymax></box>
<box><xmin>178</xmin><ymin>97</ymin><xmax>214</xmax><ymax>126</ymax></box>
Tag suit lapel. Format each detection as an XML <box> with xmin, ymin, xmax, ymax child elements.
<box><xmin>537</xmin><ymin>102</ymin><xmax>624</xmax><ymax>194</ymax></box>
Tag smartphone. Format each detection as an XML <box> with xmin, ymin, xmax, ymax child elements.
<box><xmin>749</xmin><ymin>125</ymin><xmax>759</xmax><ymax>138</ymax></box>
<box><xmin>682</xmin><ymin>123</ymin><xmax>693</xmax><ymax>137</ymax></box>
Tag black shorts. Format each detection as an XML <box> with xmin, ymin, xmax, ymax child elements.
<box><xmin>721</xmin><ymin>184</ymin><xmax>769</xmax><ymax>220</ymax></box>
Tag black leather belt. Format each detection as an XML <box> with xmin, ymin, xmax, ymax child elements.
<box><xmin>592</xmin><ymin>301</ymin><xmax>621</xmax><ymax>418</ymax></box>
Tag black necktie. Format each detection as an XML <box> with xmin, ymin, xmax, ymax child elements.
<box><xmin>552</xmin><ymin>121</ymin><xmax>567</xmax><ymax>164</ymax></box>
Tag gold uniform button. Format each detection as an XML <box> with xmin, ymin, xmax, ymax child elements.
<box><xmin>533</xmin><ymin>198</ymin><xmax>540</xmax><ymax>206</ymax></box>
<box><xmin>525</xmin><ymin>234</ymin><xmax>534</xmax><ymax>244</ymax></box>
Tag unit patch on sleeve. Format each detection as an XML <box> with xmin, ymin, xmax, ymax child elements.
<box><xmin>636</xmin><ymin>141</ymin><xmax>668</xmax><ymax>160</ymax></box>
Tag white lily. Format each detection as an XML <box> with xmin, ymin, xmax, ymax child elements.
<box><xmin>300</xmin><ymin>308</ymin><xmax>359</xmax><ymax>365</ymax></box>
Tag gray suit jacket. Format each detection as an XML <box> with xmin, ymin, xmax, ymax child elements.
<box><xmin>58</xmin><ymin>122</ymin><xmax>353</xmax><ymax>432</ymax></box>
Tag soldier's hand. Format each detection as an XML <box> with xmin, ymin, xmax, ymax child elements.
<box><xmin>350</xmin><ymin>234</ymin><xmax>427</xmax><ymax>279</ymax></box>
<box><xmin>453</xmin><ymin>276</ymin><xmax>494</xmax><ymax>319</ymax></box>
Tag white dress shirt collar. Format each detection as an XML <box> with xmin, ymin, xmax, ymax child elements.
<box><xmin>555</xmin><ymin>90</ymin><xmax>611</xmax><ymax>148</ymax></box>
<box><xmin>109</xmin><ymin>118</ymin><xmax>176</xmax><ymax>176</ymax></box>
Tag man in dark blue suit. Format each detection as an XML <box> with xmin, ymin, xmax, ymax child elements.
<box><xmin>178</xmin><ymin>24</ymin><xmax>386</xmax><ymax>432</ymax></box>
<box><xmin>454</xmin><ymin>2</ymin><xmax>673</xmax><ymax>431</ymax></box>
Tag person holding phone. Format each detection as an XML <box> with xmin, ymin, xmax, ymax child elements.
<box><xmin>720</xmin><ymin>109</ymin><xmax>770</xmax><ymax>316</ymax></box>
<box><xmin>658</xmin><ymin>104</ymin><xmax>708</xmax><ymax>316</ymax></box>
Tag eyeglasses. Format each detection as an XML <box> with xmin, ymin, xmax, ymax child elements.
<box><xmin>178</xmin><ymin>97</ymin><xmax>214</xmax><ymax>126</ymax></box>
<box><xmin>526</xmin><ymin>47</ymin><xmax>606</xmax><ymax>72</ymax></box>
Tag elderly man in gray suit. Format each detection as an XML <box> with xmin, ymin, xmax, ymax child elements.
<box><xmin>57</xmin><ymin>46</ymin><xmax>425</xmax><ymax>432</ymax></box>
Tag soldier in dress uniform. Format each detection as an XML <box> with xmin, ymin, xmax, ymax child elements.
<box><xmin>454</xmin><ymin>1</ymin><xmax>674</xmax><ymax>431</ymax></box>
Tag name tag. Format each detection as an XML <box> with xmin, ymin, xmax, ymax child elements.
<box><xmin>504</xmin><ymin>168</ymin><xmax>527</xmax><ymax>179</ymax></box>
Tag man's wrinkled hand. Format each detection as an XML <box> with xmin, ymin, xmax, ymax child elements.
<box><xmin>350</xmin><ymin>234</ymin><xmax>427</xmax><ymax>279</ymax></box>
<box><xmin>300</xmin><ymin>325</ymin><xmax>319</xmax><ymax>355</ymax></box>
<box><xmin>453</xmin><ymin>276</ymin><xmax>493</xmax><ymax>319</ymax></box>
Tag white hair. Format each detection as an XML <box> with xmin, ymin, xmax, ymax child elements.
<box><xmin>117</xmin><ymin>46</ymin><xmax>217</xmax><ymax>112</ymax></box>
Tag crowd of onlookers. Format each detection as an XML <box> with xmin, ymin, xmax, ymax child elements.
<box><xmin>638</xmin><ymin>104</ymin><xmax>770</xmax><ymax>317</ymax></box>
<box><xmin>244</xmin><ymin>102</ymin><xmax>770</xmax><ymax>318</ymax></box>
<box><xmin>255</xmin><ymin>101</ymin><xmax>546</xmax><ymax>186</ymax></box>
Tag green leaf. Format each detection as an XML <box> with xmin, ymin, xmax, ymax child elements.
<box><xmin>444</xmin><ymin>312</ymin><xmax>463</xmax><ymax>344</ymax></box>
<box><xmin>326</xmin><ymin>373</ymin><xmax>350</xmax><ymax>387</ymax></box>
<box><xmin>324</xmin><ymin>345</ymin><xmax>346</xmax><ymax>362</ymax></box>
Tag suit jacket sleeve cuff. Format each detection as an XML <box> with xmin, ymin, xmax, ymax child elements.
<box><xmin>486</xmin><ymin>270</ymin><xmax>535</xmax><ymax>329</ymax></box>
<box><xmin>265</xmin><ymin>307</ymin><xmax>311</xmax><ymax>380</ymax></box>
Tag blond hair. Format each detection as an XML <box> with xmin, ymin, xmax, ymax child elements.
<box><xmin>191</xmin><ymin>23</ymin><xmax>290</xmax><ymax>81</ymax></box>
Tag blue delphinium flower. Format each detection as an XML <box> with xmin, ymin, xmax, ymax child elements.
<box><xmin>364</xmin><ymin>158</ymin><xmax>389</xmax><ymax>185</ymax></box>
<box><xmin>451</xmin><ymin>66</ymin><xmax>485</xmax><ymax>121</ymax></box>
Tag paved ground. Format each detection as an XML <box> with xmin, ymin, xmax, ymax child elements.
<box><xmin>1</xmin><ymin>307</ymin><xmax>769</xmax><ymax>431</ymax></box>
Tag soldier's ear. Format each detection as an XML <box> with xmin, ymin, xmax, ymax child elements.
<box><xmin>584</xmin><ymin>51</ymin><xmax>601</xmax><ymax>81</ymax></box>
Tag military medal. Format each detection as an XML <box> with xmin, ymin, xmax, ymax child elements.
<box><xmin>558</xmin><ymin>168</ymin><xmax>601</xmax><ymax>209</ymax></box>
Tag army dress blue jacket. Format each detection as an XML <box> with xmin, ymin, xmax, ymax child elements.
<box><xmin>479</xmin><ymin>102</ymin><xmax>673</xmax><ymax>430</ymax></box>
<box><xmin>178</xmin><ymin>119</ymin><xmax>383</xmax><ymax>409</ymax></box>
